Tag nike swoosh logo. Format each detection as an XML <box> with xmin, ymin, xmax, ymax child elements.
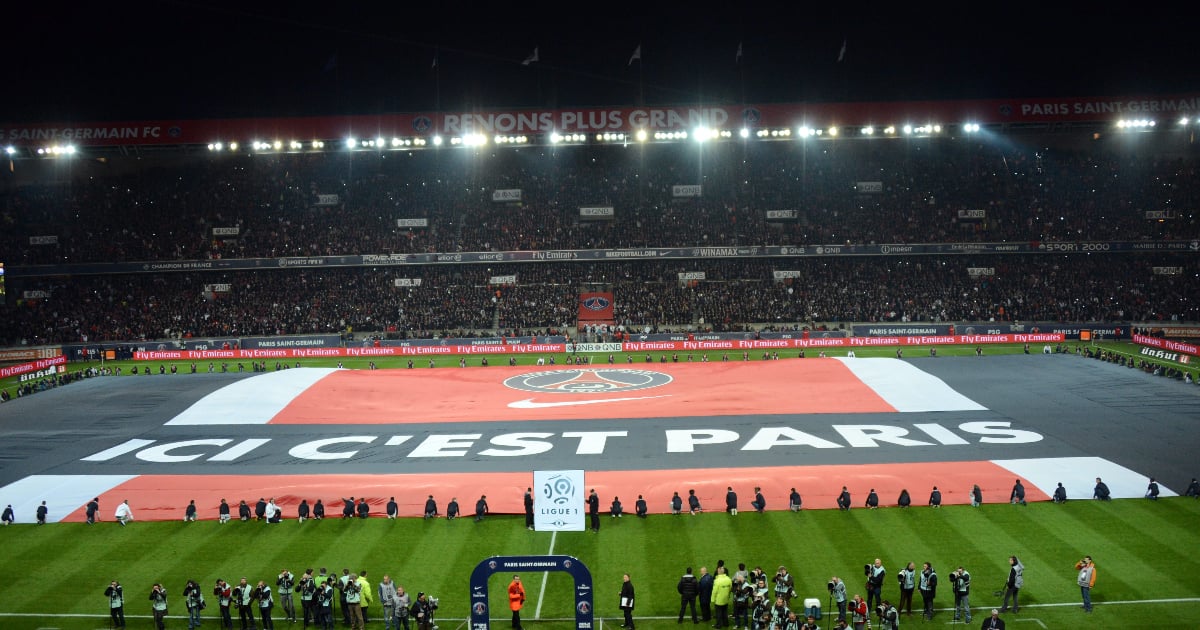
<box><xmin>508</xmin><ymin>395</ymin><xmax>670</xmax><ymax>409</ymax></box>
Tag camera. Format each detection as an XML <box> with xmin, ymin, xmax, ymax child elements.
<box><xmin>863</xmin><ymin>564</ymin><xmax>872</xmax><ymax>577</ymax></box>
<box><xmin>428</xmin><ymin>596</ymin><xmax>439</xmax><ymax>609</ymax></box>
<box><xmin>876</xmin><ymin>604</ymin><xmax>887</xmax><ymax>617</ymax></box>
<box><xmin>826</xmin><ymin>580</ymin><xmax>835</xmax><ymax>592</ymax></box>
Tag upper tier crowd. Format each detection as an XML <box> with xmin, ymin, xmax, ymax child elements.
<box><xmin>1</xmin><ymin>138</ymin><xmax>1198</xmax><ymax>265</ymax></box>
<box><xmin>3</xmin><ymin>254</ymin><xmax>1195</xmax><ymax>345</ymax></box>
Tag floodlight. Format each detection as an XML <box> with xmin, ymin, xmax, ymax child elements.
<box><xmin>273</xmin><ymin>140</ymin><xmax>283</xmax><ymax>150</ymax></box>
<box><xmin>432</xmin><ymin>136</ymin><xmax>443</xmax><ymax>146</ymax></box>
<box><xmin>4</xmin><ymin>146</ymin><xmax>13</xmax><ymax>155</ymax></box>
<box><xmin>345</xmin><ymin>138</ymin><xmax>357</xmax><ymax>149</ymax></box>
<box><xmin>740</xmin><ymin>128</ymin><xmax>750</xmax><ymax>138</ymax></box>
<box><xmin>635</xmin><ymin>129</ymin><xmax>648</xmax><ymax>142</ymax></box>
<box><xmin>229</xmin><ymin>142</ymin><xmax>238</xmax><ymax>151</ymax></box>
<box><xmin>828</xmin><ymin>127</ymin><xmax>839</xmax><ymax>137</ymax></box>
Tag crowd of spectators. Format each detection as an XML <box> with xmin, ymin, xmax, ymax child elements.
<box><xmin>2</xmin><ymin>139</ymin><xmax>1198</xmax><ymax>265</ymax></box>
<box><xmin>2</xmin><ymin>254</ymin><xmax>1194</xmax><ymax>346</ymax></box>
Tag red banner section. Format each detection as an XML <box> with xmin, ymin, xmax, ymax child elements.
<box><xmin>5</xmin><ymin>94</ymin><xmax>1197</xmax><ymax>147</ymax></box>
<box><xmin>61</xmin><ymin>461</ymin><xmax>1048</xmax><ymax>522</ymax></box>
<box><xmin>1133</xmin><ymin>334</ymin><xmax>1200</xmax><ymax>357</ymax></box>
<box><xmin>131</xmin><ymin>334</ymin><xmax>1064</xmax><ymax>361</ymax></box>
<box><xmin>0</xmin><ymin>355</ymin><xmax>67</xmax><ymax>379</ymax></box>
<box><xmin>577</xmin><ymin>292</ymin><xmax>614</xmax><ymax>322</ymax></box>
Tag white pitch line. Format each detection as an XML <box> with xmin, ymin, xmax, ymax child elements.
<box><xmin>533</xmin><ymin>529</ymin><xmax>558</xmax><ymax>620</ymax></box>
<box><xmin>3</xmin><ymin>596</ymin><xmax>1199</xmax><ymax>622</ymax></box>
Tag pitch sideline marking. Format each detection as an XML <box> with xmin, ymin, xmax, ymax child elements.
<box><xmin>4</xmin><ymin>593</ymin><xmax>1199</xmax><ymax>621</ymax></box>
<box><xmin>534</xmin><ymin>529</ymin><xmax>557</xmax><ymax>620</ymax></box>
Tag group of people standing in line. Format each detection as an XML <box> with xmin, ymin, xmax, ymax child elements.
<box><xmin>103</xmin><ymin>569</ymin><xmax>438</xmax><ymax>630</ymax></box>
<box><xmin>671</xmin><ymin>554</ymin><xmax>1095</xmax><ymax>630</ymax></box>
<box><xmin>7</xmin><ymin>474</ymin><xmax>1198</xmax><ymax>527</ymax></box>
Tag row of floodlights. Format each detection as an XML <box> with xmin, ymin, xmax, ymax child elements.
<box><xmin>14</xmin><ymin>145</ymin><xmax>78</xmax><ymax>155</ymax></box>
<box><xmin>31</xmin><ymin>117</ymin><xmax>1193</xmax><ymax>159</ymax></box>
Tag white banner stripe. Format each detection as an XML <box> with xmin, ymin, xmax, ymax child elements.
<box><xmin>834</xmin><ymin>357</ymin><xmax>987</xmax><ymax>412</ymax></box>
<box><xmin>166</xmin><ymin>368</ymin><xmax>340</xmax><ymax>425</ymax></box>
<box><xmin>0</xmin><ymin>475</ymin><xmax>137</xmax><ymax>523</ymax></box>
<box><xmin>993</xmin><ymin>456</ymin><xmax>1177</xmax><ymax>500</ymax></box>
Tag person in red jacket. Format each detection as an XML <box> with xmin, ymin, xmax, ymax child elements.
<box><xmin>507</xmin><ymin>575</ymin><xmax>526</xmax><ymax>630</ymax></box>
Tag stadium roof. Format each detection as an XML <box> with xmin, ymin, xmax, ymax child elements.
<box><xmin>4</xmin><ymin>5</ymin><xmax>1199</xmax><ymax>123</ymax></box>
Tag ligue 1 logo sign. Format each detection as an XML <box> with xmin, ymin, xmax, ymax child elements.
<box><xmin>543</xmin><ymin>473</ymin><xmax>576</xmax><ymax>505</ymax></box>
<box><xmin>504</xmin><ymin>369</ymin><xmax>672</xmax><ymax>394</ymax></box>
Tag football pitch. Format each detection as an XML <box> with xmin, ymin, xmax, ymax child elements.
<box><xmin>0</xmin><ymin>501</ymin><xmax>1199</xmax><ymax>628</ymax></box>
<box><xmin>1</xmin><ymin>342</ymin><xmax>1198</xmax><ymax>628</ymax></box>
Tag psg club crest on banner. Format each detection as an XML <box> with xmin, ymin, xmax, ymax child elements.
<box><xmin>581</xmin><ymin>296</ymin><xmax>610</xmax><ymax>311</ymax></box>
<box><xmin>473</xmin><ymin>602</ymin><xmax>487</xmax><ymax>615</ymax></box>
<box><xmin>504</xmin><ymin>369</ymin><xmax>673</xmax><ymax>395</ymax></box>
<box><xmin>413</xmin><ymin>117</ymin><xmax>433</xmax><ymax>133</ymax></box>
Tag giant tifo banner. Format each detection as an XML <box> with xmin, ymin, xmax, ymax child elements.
<box><xmin>0</xmin><ymin>355</ymin><xmax>67</xmax><ymax>378</ymax></box>
<box><xmin>130</xmin><ymin>335</ymin><xmax>1064</xmax><ymax>361</ymax></box>
<box><xmin>577</xmin><ymin>292</ymin><xmax>614</xmax><ymax>322</ymax></box>
<box><xmin>3</xmin><ymin>94</ymin><xmax>1200</xmax><ymax>147</ymax></box>
<box><xmin>1133</xmin><ymin>334</ymin><xmax>1200</xmax><ymax>357</ymax></box>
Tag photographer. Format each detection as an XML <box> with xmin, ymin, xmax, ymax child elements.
<box><xmin>277</xmin><ymin>569</ymin><xmax>296</xmax><ymax>623</ymax></box>
<box><xmin>149</xmin><ymin>584</ymin><xmax>169</xmax><ymax>630</ymax></box>
<box><xmin>849</xmin><ymin>594</ymin><xmax>867</xmax><ymax>630</ymax></box>
<box><xmin>864</xmin><ymin>559</ymin><xmax>885</xmax><ymax>614</ymax></box>
<box><xmin>951</xmin><ymin>566</ymin><xmax>972</xmax><ymax>623</ymax></box>
<box><xmin>1000</xmin><ymin>556</ymin><xmax>1023</xmax><ymax>614</ymax></box>
<box><xmin>395</xmin><ymin>586</ymin><xmax>412</xmax><ymax>630</ymax></box>
<box><xmin>344</xmin><ymin>573</ymin><xmax>363</xmax><ymax>630</ymax></box>
<box><xmin>214</xmin><ymin>579</ymin><xmax>234</xmax><ymax>630</ymax></box>
<box><xmin>896</xmin><ymin>562</ymin><xmax>915</xmax><ymax>616</ymax></box>
<box><xmin>773</xmin><ymin>566</ymin><xmax>795</xmax><ymax>609</ymax></box>
<box><xmin>317</xmin><ymin>578</ymin><xmax>336</xmax><ymax>630</ymax></box>
<box><xmin>105</xmin><ymin>580</ymin><xmax>126</xmax><ymax>629</ymax></box>
<box><xmin>256</xmin><ymin>580</ymin><xmax>275</xmax><ymax>630</ymax></box>
<box><xmin>411</xmin><ymin>592</ymin><xmax>436</xmax><ymax>630</ymax></box>
<box><xmin>828</xmin><ymin>576</ymin><xmax>847</xmax><ymax>622</ymax></box>
<box><xmin>918</xmin><ymin>562</ymin><xmax>937</xmax><ymax>620</ymax></box>
<box><xmin>733</xmin><ymin>574</ymin><xmax>753</xmax><ymax>629</ymax></box>
<box><xmin>184</xmin><ymin>580</ymin><xmax>204</xmax><ymax>630</ymax></box>
<box><xmin>298</xmin><ymin>570</ymin><xmax>317</xmax><ymax>628</ymax></box>
<box><xmin>877</xmin><ymin>600</ymin><xmax>899</xmax><ymax>630</ymax></box>
<box><xmin>233</xmin><ymin>577</ymin><xmax>255</xmax><ymax>630</ymax></box>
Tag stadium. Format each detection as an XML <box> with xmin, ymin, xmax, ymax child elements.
<box><xmin>1</xmin><ymin>9</ymin><xmax>1199</xmax><ymax>630</ymax></box>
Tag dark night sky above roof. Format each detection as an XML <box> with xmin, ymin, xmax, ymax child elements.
<box><xmin>6</xmin><ymin>2</ymin><xmax>1199</xmax><ymax>123</ymax></box>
